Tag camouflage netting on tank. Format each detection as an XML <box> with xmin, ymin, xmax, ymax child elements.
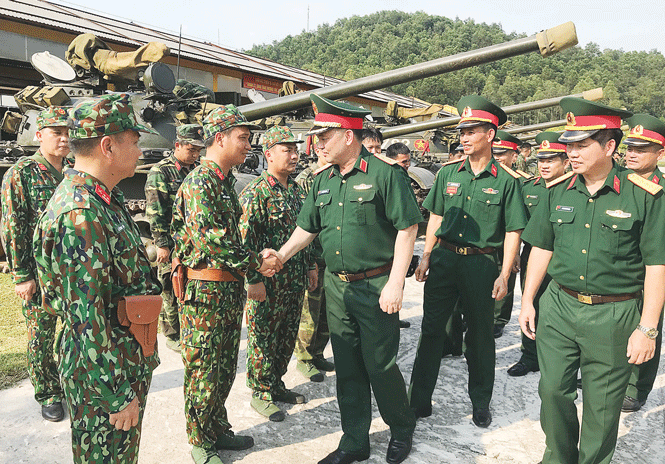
<box><xmin>173</xmin><ymin>80</ymin><xmax>217</xmax><ymax>124</ymax></box>
<box><xmin>385</xmin><ymin>101</ymin><xmax>445</xmax><ymax>123</ymax></box>
<box><xmin>66</xmin><ymin>33</ymin><xmax>169</xmax><ymax>82</ymax></box>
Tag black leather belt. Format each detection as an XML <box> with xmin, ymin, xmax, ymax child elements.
<box><xmin>438</xmin><ymin>238</ymin><xmax>496</xmax><ymax>256</ymax></box>
<box><xmin>333</xmin><ymin>261</ymin><xmax>392</xmax><ymax>282</ymax></box>
<box><xmin>558</xmin><ymin>283</ymin><xmax>641</xmax><ymax>305</ymax></box>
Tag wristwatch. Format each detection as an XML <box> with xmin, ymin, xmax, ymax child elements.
<box><xmin>636</xmin><ymin>324</ymin><xmax>659</xmax><ymax>340</ymax></box>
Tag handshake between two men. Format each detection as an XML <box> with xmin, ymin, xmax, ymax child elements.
<box><xmin>249</xmin><ymin>247</ymin><xmax>318</xmax><ymax>302</ymax></box>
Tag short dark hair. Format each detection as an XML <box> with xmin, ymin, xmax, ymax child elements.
<box><xmin>361</xmin><ymin>127</ymin><xmax>383</xmax><ymax>143</ymax></box>
<box><xmin>204</xmin><ymin>126</ymin><xmax>235</xmax><ymax>148</ymax></box>
<box><xmin>589</xmin><ymin>129</ymin><xmax>624</xmax><ymax>151</ymax></box>
<box><xmin>68</xmin><ymin>137</ymin><xmax>99</xmax><ymax>156</ymax></box>
<box><xmin>386</xmin><ymin>142</ymin><xmax>410</xmax><ymax>159</ymax></box>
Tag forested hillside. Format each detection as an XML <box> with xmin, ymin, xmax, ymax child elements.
<box><xmin>247</xmin><ymin>11</ymin><xmax>665</xmax><ymax>124</ymax></box>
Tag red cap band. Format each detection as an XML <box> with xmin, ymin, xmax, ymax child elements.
<box><xmin>314</xmin><ymin>113</ymin><xmax>364</xmax><ymax>130</ymax></box>
<box><xmin>538</xmin><ymin>140</ymin><xmax>567</xmax><ymax>153</ymax></box>
<box><xmin>627</xmin><ymin>126</ymin><xmax>665</xmax><ymax>146</ymax></box>
<box><xmin>493</xmin><ymin>140</ymin><xmax>518</xmax><ymax>151</ymax></box>
<box><xmin>459</xmin><ymin>108</ymin><xmax>499</xmax><ymax>127</ymax></box>
<box><xmin>565</xmin><ymin>113</ymin><xmax>621</xmax><ymax>130</ymax></box>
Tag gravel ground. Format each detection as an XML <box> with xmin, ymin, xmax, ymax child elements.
<box><xmin>1</xmin><ymin>240</ymin><xmax>663</xmax><ymax>464</ymax></box>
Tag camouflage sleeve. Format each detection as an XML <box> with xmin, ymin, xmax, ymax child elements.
<box><xmin>0</xmin><ymin>166</ymin><xmax>35</xmax><ymax>283</ymax></box>
<box><xmin>145</xmin><ymin>167</ymin><xmax>172</xmax><ymax>248</ymax></box>
<box><xmin>35</xmin><ymin>209</ymin><xmax>136</xmax><ymax>414</ymax></box>
<box><xmin>239</xmin><ymin>187</ymin><xmax>266</xmax><ymax>285</ymax></box>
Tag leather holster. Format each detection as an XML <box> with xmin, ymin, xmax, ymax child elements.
<box><xmin>171</xmin><ymin>256</ymin><xmax>186</xmax><ymax>302</ymax></box>
<box><xmin>117</xmin><ymin>295</ymin><xmax>162</xmax><ymax>357</ymax></box>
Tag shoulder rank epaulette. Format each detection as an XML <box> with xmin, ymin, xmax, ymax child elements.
<box><xmin>441</xmin><ymin>158</ymin><xmax>464</xmax><ymax>167</ymax></box>
<box><xmin>516</xmin><ymin>169</ymin><xmax>533</xmax><ymax>179</ymax></box>
<box><xmin>628</xmin><ymin>172</ymin><xmax>664</xmax><ymax>195</ymax></box>
<box><xmin>373</xmin><ymin>153</ymin><xmax>398</xmax><ymax>165</ymax></box>
<box><xmin>313</xmin><ymin>163</ymin><xmax>333</xmax><ymax>175</ymax></box>
<box><xmin>546</xmin><ymin>171</ymin><xmax>575</xmax><ymax>188</ymax></box>
<box><xmin>499</xmin><ymin>163</ymin><xmax>521</xmax><ymax>179</ymax></box>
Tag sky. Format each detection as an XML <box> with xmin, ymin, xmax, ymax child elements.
<box><xmin>51</xmin><ymin>0</ymin><xmax>665</xmax><ymax>54</ymax></box>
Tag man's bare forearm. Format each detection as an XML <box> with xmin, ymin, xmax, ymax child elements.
<box><xmin>277</xmin><ymin>226</ymin><xmax>317</xmax><ymax>263</ymax></box>
<box><xmin>421</xmin><ymin>213</ymin><xmax>443</xmax><ymax>259</ymax></box>
<box><xmin>500</xmin><ymin>230</ymin><xmax>522</xmax><ymax>279</ymax></box>
<box><xmin>389</xmin><ymin>224</ymin><xmax>418</xmax><ymax>284</ymax></box>
<box><xmin>522</xmin><ymin>247</ymin><xmax>552</xmax><ymax>305</ymax></box>
<box><xmin>642</xmin><ymin>265</ymin><xmax>665</xmax><ymax>328</ymax></box>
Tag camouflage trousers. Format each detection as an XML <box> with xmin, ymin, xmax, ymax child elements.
<box><xmin>157</xmin><ymin>262</ymin><xmax>179</xmax><ymax>340</ymax></box>
<box><xmin>294</xmin><ymin>266</ymin><xmax>329</xmax><ymax>362</ymax></box>
<box><xmin>65</xmin><ymin>373</ymin><xmax>151</xmax><ymax>464</ymax></box>
<box><xmin>180</xmin><ymin>280</ymin><xmax>244</xmax><ymax>448</ymax></box>
<box><xmin>246</xmin><ymin>280</ymin><xmax>305</xmax><ymax>401</ymax></box>
<box><xmin>23</xmin><ymin>295</ymin><xmax>63</xmax><ymax>405</ymax></box>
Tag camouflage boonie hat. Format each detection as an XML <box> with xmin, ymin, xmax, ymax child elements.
<box><xmin>202</xmin><ymin>104</ymin><xmax>259</xmax><ymax>140</ymax></box>
<box><xmin>37</xmin><ymin>106</ymin><xmax>69</xmax><ymax>130</ymax></box>
<box><xmin>176</xmin><ymin>124</ymin><xmax>205</xmax><ymax>147</ymax></box>
<box><xmin>262</xmin><ymin>126</ymin><xmax>303</xmax><ymax>152</ymax></box>
<box><xmin>68</xmin><ymin>94</ymin><xmax>157</xmax><ymax>140</ymax></box>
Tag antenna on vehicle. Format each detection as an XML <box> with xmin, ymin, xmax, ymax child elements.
<box><xmin>176</xmin><ymin>25</ymin><xmax>182</xmax><ymax>82</ymax></box>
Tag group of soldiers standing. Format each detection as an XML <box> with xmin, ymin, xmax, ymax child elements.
<box><xmin>0</xmin><ymin>88</ymin><xmax>662</xmax><ymax>464</ymax></box>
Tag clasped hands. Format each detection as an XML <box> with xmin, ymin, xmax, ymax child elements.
<box><xmin>257</xmin><ymin>249</ymin><xmax>285</xmax><ymax>277</ymax></box>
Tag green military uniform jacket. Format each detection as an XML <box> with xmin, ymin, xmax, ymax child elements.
<box><xmin>295</xmin><ymin>164</ymin><xmax>324</xmax><ymax>266</ymax></box>
<box><xmin>33</xmin><ymin>169</ymin><xmax>161</xmax><ymax>425</ymax></box>
<box><xmin>239</xmin><ymin>170</ymin><xmax>311</xmax><ymax>286</ymax></box>
<box><xmin>1</xmin><ymin>152</ymin><xmax>65</xmax><ymax>284</ymax></box>
<box><xmin>522</xmin><ymin>163</ymin><xmax>665</xmax><ymax>295</ymax></box>
<box><xmin>297</xmin><ymin>148</ymin><xmax>422</xmax><ymax>273</ymax></box>
<box><xmin>145</xmin><ymin>153</ymin><xmax>196</xmax><ymax>249</ymax></box>
<box><xmin>423</xmin><ymin>157</ymin><xmax>528</xmax><ymax>248</ymax></box>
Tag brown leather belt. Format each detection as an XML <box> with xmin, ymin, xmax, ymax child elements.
<box><xmin>438</xmin><ymin>238</ymin><xmax>496</xmax><ymax>256</ymax></box>
<box><xmin>186</xmin><ymin>267</ymin><xmax>243</xmax><ymax>282</ymax></box>
<box><xmin>333</xmin><ymin>261</ymin><xmax>392</xmax><ymax>282</ymax></box>
<box><xmin>558</xmin><ymin>284</ymin><xmax>641</xmax><ymax>305</ymax></box>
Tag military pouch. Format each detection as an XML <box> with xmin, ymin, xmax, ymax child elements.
<box><xmin>171</xmin><ymin>256</ymin><xmax>186</xmax><ymax>302</ymax></box>
<box><xmin>117</xmin><ymin>295</ymin><xmax>162</xmax><ymax>357</ymax></box>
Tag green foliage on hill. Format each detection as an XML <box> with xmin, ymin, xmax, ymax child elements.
<box><xmin>247</xmin><ymin>11</ymin><xmax>665</xmax><ymax>125</ymax></box>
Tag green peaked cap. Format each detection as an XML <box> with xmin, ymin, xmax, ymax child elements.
<box><xmin>559</xmin><ymin>96</ymin><xmax>632</xmax><ymax>143</ymax></box>
<box><xmin>493</xmin><ymin>130</ymin><xmax>521</xmax><ymax>153</ymax></box>
<box><xmin>307</xmin><ymin>94</ymin><xmax>371</xmax><ymax>135</ymax></box>
<box><xmin>623</xmin><ymin>113</ymin><xmax>665</xmax><ymax>147</ymax></box>
<box><xmin>534</xmin><ymin>131</ymin><xmax>567</xmax><ymax>159</ymax></box>
<box><xmin>456</xmin><ymin>95</ymin><xmax>507</xmax><ymax>129</ymax></box>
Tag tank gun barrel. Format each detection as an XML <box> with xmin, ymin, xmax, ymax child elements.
<box><xmin>505</xmin><ymin>119</ymin><xmax>567</xmax><ymax>137</ymax></box>
<box><xmin>381</xmin><ymin>87</ymin><xmax>600</xmax><ymax>138</ymax></box>
<box><xmin>238</xmin><ymin>22</ymin><xmax>578</xmax><ymax>121</ymax></box>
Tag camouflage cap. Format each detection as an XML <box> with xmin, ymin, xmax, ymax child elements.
<box><xmin>202</xmin><ymin>104</ymin><xmax>259</xmax><ymax>140</ymax></box>
<box><xmin>37</xmin><ymin>106</ymin><xmax>69</xmax><ymax>130</ymax></box>
<box><xmin>262</xmin><ymin>125</ymin><xmax>303</xmax><ymax>151</ymax></box>
<box><xmin>176</xmin><ymin>124</ymin><xmax>205</xmax><ymax>147</ymax></box>
<box><xmin>68</xmin><ymin>94</ymin><xmax>158</xmax><ymax>140</ymax></box>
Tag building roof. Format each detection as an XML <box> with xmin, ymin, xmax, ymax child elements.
<box><xmin>0</xmin><ymin>0</ymin><xmax>437</xmax><ymax>110</ymax></box>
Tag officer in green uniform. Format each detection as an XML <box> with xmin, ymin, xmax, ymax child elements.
<box><xmin>294</xmin><ymin>138</ymin><xmax>334</xmax><ymax>383</ymax></box>
<box><xmin>491</xmin><ymin>130</ymin><xmax>527</xmax><ymax>338</ymax></box>
<box><xmin>274</xmin><ymin>94</ymin><xmax>421</xmax><ymax>464</ymax></box>
<box><xmin>0</xmin><ymin>106</ymin><xmax>69</xmax><ymax>422</ymax></box>
<box><xmin>620</xmin><ymin>113</ymin><xmax>665</xmax><ymax>412</ymax></box>
<box><xmin>507</xmin><ymin>131</ymin><xmax>571</xmax><ymax>377</ymax></box>
<box><xmin>239</xmin><ymin>126</ymin><xmax>316</xmax><ymax>421</ymax></box>
<box><xmin>172</xmin><ymin>105</ymin><xmax>282</xmax><ymax>464</ymax></box>
<box><xmin>409</xmin><ymin>95</ymin><xmax>528</xmax><ymax>428</ymax></box>
<box><xmin>33</xmin><ymin>95</ymin><xmax>162</xmax><ymax>463</ymax></box>
<box><xmin>520</xmin><ymin>98</ymin><xmax>665</xmax><ymax>464</ymax></box>
<box><xmin>145</xmin><ymin>124</ymin><xmax>203</xmax><ymax>352</ymax></box>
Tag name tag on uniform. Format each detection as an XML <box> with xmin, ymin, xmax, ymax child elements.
<box><xmin>317</xmin><ymin>189</ymin><xmax>330</xmax><ymax>195</ymax></box>
<box><xmin>526</xmin><ymin>194</ymin><xmax>538</xmax><ymax>199</ymax></box>
<box><xmin>482</xmin><ymin>188</ymin><xmax>499</xmax><ymax>194</ymax></box>
<box><xmin>556</xmin><ymin>205</ymin><xmax>574</xmax><ymax>212</ymax></box>
<box><xmin>353</xmin><ymin>184</ymin><xmax>373</xmax><ymax>190</ymax></box>
<box><xmin>221</xmin><ymin>194</ymin><xmax>231</xmax><ymax>200</ymax></box>
<box><xmin>606</xmin><ymin>209</ymin><xmax>632</xmax><ymax>218</ymax></box>
<box><xmin>446</xmin><ymin>182</ymin><xmax>460</xmax><ymax>194</ymax></box>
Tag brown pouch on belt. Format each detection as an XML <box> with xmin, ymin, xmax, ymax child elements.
<box><xmin>117</xmin><ymin>295</ymin><xmax>162</xmax><ymax>357</ymax></box>
<box><xmin>171</xmin><ymin>256</ymin><xmax>185</xmax><ymax>302</ymax></box>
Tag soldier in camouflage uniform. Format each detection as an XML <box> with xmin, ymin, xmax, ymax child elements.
<box><xmin>239</xmin><ymin>126</ymin><xmax>316</xmax><ymax>421</ymax></box>
<box><xmin>145</xmin><ymin>124</ymin><xmax>203</xmax><ymax>352</ymax></box>
<box><xmin>0</xmin><ymin>106</ymin><xmax>69</xmax><ymax>422</ymax></box>
<box><xmin>172</xmin><ymin>105</ymin><xmax>282</xmax><ymax>464</ymax></box>
<box><xmin>33</xmin><ymin>94</ymin><xmax>162</xmax><ymax>463</ymax></box>
<box><xmin>294</xmin><ymin>140</ymin><xmax>334</xmax><ymax>383</ymax></box>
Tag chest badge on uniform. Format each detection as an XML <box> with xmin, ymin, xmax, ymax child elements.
<box><xmin>556</xmin><ymin>205</ymin><xmax>574</xmax><ymax>212</ymax></box>
<box><xmin>526</xmin><ymin>194</ymin><xmax>538</xmax><ymax>199</ymax></box>
<box><xmin>353</xmin><ymin>183</ymin><xmax>373</xmax><ymax>190</ymax></box>
<box><xmin>317</xmin><ymin>189</ymin><xmax>330</xmax><ymax>196</ymax></box>
<box><xmin>606</xmin><ymin>209</ymin><xmax>631</xmax><ymax>218</ymax></box>
<box><xmin>446</xmin><ymin>182</ymin><xmax>460</xmax><ymax>194</ymax></box>
<box><xmin>482</xmin><ymin>188</ymin><xmax>499</xmax><ymax>194</ymax></box>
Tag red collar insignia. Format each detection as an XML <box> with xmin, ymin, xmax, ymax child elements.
<box><xmin>567</xmin><ymin>174</ymin><xmax>578</xmax><ymax>190</ymax></box>
<box><xmin>457</xmin><ymin>161</ymin><xmax>465</xmax><ymax>172</ymax></box>
<box><xmin>214</xmin><ymin>168</ymin><xmax>225</xmax><ymax>181</ymax></box>
<box><xmin>490</xmin><ymin>163</ymin><xmax>498</xmax><ymax>177</ymax></box>
<box><xmin>359</xmin><ymin>158</ymin><xmax>368</xmax><ymax>173</ymax></box>
<box><xmin>613</xmin><ymin>175</ymin><xmax>620</xmax><ymax>193</ymax></box>
<box><xmin>38</xmin><ymin>163</ymin><xmax>48</xmax><ymax>171</ymax></box>
<box><xmin>95</xmin><ymin>184</ymin><xmax>111</xmax><ymax>205</ymax></box>
<box><xmin>267</xmin><ymin>175</ymin><xmax>277</xmax><ymax>187</ymax></box>
<box><xmin>652</xmin><ymin>174</ymin><xmax>661</xmax><ymax>184</ymax></box>
<box><xmin>534</xmin><ymin>176</ymin><xmax>542</xmax><ymax>185</ymax></box>
<box><xmin>329</xmin><ymin>169</ymin><xmax>334</xmax><ymax>179</ymax></box>
<box><xmin>175</xmin><ymin>160</ymin><xmax>182</xmax><ymax>171</ymax></box>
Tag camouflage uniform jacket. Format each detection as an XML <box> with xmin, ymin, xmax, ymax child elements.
<box><xmin>33</xmin><ymin>169</ymin><xmax>161</xmax><ymax>422</ymax></box>
<box><xmin>295</xmin><ymin>165</ymin><xmax>324</xmax><ymax>266</ymax></box>
<box><xmin>240</xmin><ymin>170</ymin><xmax>311</xmax><ymax>286</ymax></box>
<box><xmin>172</xmin><ymin>158</ymin><xmax>263</xmax><ymax>285</ymax></box>
<box><xmin>145</xmin><ymin>153</ymin><xmax>196</xmax><ymax>249</ymax></box>
<box><xmin>0</xmin><ymin>151</ymin><xmax>65</xmax><ymax>284</ymax></box>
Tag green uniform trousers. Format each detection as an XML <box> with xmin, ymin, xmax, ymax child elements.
<box><xmin>157</xmin><ymin>262</ymin><xmax>179</xmax><ymax>340</ymax></box>
<box><xmin>180</xmin><ymin>281</ymin><xmax>243</xmax><ymax>448</ymax></box>
<box><xmin>294</xmin><ymin>265</ymin><xmax>330</xmax><ymax>362</ymax></box>
<box><xmin>517</xmin><ymin>248</ymin><xmax>549</xmax><ymax>369</ymax></box>
<box><xmin>68</xmin><ymin>373</ymin><xmax>151</xmax><ymax>464</ymax></box>
<box><xmin>324</xmin><ymin>269</ymin><xmax>415</xmax><ymax>454</ymax></box>
<box><xmin>537</xmin><ymin>282</ymin><xmax>640</xmax><ymax>464</ymax></box>
<box><xmin>23</xmin><ymin>294</ymin><xmax>63</xmax><ymax>405</ymax></box>
<box><xmin>246</xmin><ymin>280</ymin><xmax>305</xmax><ymax>401</ymax></box>
<box><xmin>625</xmin><ymin>310</ymin><xmax>663</xmax><ymax>402</ymax></box>
<box><xmin>410</xmin><ymin>246</ymin><xmax>499</xmax><ymax>410</ymax></box>
<box><xmin>441</xmin><ymin>300</ymin><xmax>464</xmax><ymax>357</ymax></box>
<box><xmin>494</xmin><ymin>248</ymin><xmax>516</xmax><ymax>327</ymax></box>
